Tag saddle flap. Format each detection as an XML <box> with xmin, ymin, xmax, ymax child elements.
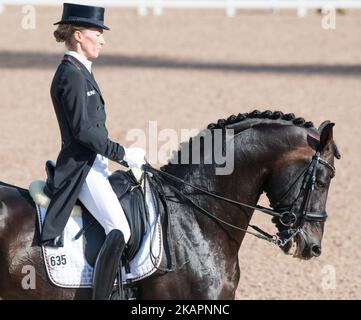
<box><xmin>83</xmin><ymin>170</ymin><xmax>149</xmax><ymax>266</ymax></box>
<box><xmin>109</xmin><ymin>170</ymin><xmax>148</xmax><ymax>261</ymax></box>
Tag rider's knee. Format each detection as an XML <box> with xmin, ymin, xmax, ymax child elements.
<box><xmin>108</xmin><ymin>226</ymin><xmax>131</xmax><ymax>244</ymax></box>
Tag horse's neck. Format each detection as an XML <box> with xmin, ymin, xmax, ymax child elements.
<box><xmin>162</xmin><ymin>156</ymin><xmax>267</xmax><ymax>252</ymax></box>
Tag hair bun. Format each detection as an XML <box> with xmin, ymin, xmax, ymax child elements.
<box><xmin>53</xmin><ymin>29</ymin><xmax>66</xmax><ymax>42</ymax></box>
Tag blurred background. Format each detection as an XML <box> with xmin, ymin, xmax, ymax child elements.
<box><xmin>0</xmin><ymin>0</ymin><xmax>360</xmax><ymax>299</ymax></box>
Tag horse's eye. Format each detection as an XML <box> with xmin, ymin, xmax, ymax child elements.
<box><xmin>317</xmin><ymin>181</ymin><xmax>327</xmax><ymax>188</ymax></box>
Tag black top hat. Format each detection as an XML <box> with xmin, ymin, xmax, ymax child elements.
<box><xmin>54</xmin><ymin>3</ymin><xmax>110</xmax><ymax>30</ymax></box>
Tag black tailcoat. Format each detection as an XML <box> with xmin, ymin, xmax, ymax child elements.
<box><xmin>41</xmin><ymin>55</ymin><xmax>125</xmax><ymax>242</ymax></box>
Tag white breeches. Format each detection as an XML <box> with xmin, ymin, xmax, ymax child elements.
<box><xmin>78</xmin><ymin>154</ymin><xmax>131</xmax><ymax>243</ymax></box>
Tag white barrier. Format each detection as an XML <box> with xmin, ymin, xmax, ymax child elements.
<box><xmin>1</xmin><ymin>0</ymin><xmax>361</xmax><ymax>16</ymax></box>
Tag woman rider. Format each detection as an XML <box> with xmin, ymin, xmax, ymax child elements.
<box><xmin>41</xmin><ymin>3</ymin><xmax>145</xmax><ymax>299</ymax></box>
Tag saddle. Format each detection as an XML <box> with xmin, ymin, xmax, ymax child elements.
<box><xmin>44</xmin><ymin>160</ymin><xmax>148</xmax><ymax>266</ymax></box>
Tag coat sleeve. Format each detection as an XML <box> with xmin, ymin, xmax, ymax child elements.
<box><xmin>58</xmin><ymin>70</ymin><xmax>125</xmax><ymax>163</ymax></box>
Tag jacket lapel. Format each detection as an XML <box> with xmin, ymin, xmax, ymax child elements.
<box><xmin>62</xmin><ymin>55</ymin><xmax>104</xmax><ymax>103</ymax></box>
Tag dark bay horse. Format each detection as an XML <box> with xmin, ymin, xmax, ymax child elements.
<box><xmin>0</xmin><ymin>110</ymin><xmax>340</xmax><ymax>299</ymax></box>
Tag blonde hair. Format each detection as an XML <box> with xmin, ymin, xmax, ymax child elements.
<box><xmin>53</xmin><ymin>24</ymin><xmax>87</xmax><ymax>47</ymax></box>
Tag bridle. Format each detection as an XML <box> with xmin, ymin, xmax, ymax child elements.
<box><xmin>271</xmin><ymin>149</ymin><xmax>335</xmax><ymax>225</ymax></box>
<box><xmin>143</xmin><ymin>148</ymin><xmax>335</xmax><ymax>248</ymax></box>
<box><xmin>267</xmin><ymin>149</ymin><xmax>335</xmax><ymax>246</ymax></box>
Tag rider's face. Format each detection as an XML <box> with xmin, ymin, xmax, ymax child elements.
<box><xmin>75</xmin><ymin>27</ymin><xmax>105</xmax><ymax>60</ymax></box>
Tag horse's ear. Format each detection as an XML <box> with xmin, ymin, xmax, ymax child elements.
<box><xmin>318</xmin><ymin>121</ymin><xmax>335</xmax><ymax>151</ymax></box>
<box><xmin>318</xmin><ymin>120</ymin><xmax>332</xmax><ymax>133</ymax></box>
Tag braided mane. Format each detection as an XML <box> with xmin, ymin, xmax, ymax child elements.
<box><xmin>207</xmin><ymin>109</ymin><xmax>314</xmax><ymax>130</ymax></box>
<box><xmin>162</xmin><ymin>110</ymin><xmax>315</xmax><ymax>169</ymax></box>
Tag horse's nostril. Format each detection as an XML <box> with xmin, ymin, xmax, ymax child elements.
<box><xmin>311</xmin><ymin>244</ymin><xmax>322</xmax><ymax>257</ymax></box>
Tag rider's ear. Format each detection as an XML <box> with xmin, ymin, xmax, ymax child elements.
<box><xmin>73</xmin><ymin>30</ymin><xmax>83</xmax><ymax>43</ymax></box>
<box><xmin>318</xmin><ymin>121</ymin><xmax>335</xmax><ymax>152</ymax></box>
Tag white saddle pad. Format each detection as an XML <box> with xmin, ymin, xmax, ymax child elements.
<box><xmin>36</xmin><ymin>180</ymin><xmax>162</xmax><ymax>288</ymax></box>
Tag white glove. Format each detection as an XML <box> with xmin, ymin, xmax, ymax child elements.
<box><xmin>123</xmin><ymin>147</ymin><xmax>146</xmax><ymax>169</ymax></box>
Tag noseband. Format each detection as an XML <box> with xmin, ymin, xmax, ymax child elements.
<box><xmin>143</xmin><ymin>148</ymin><xmax>335</xmax><ymax>247</ymax></box>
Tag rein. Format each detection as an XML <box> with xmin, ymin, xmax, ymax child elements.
<box><xmin>143</xmin><ymin>149</ymin><xmax>335</xmax><ymax>247</ymax></box>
